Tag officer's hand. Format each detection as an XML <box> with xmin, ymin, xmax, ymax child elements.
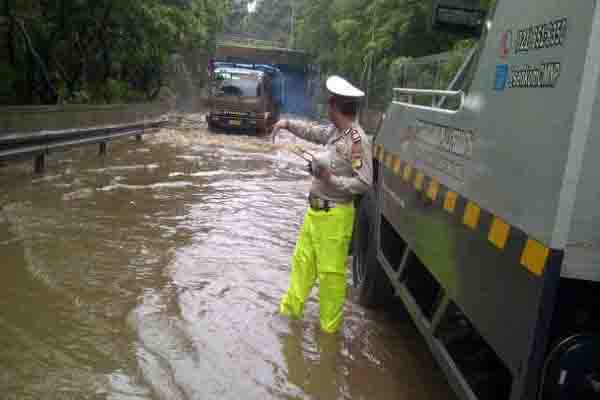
<box><xmin>310</xmin><ymin>154</ymin><xmax>332</xmax><ymax>182</ymax></box>
<box><xmin>271</xmin><ymin>119</ymin><xmax>289</xmax><ymax>143</ymax></box>
<box><xmin>316</xmin><ymin>167</ymin><xmax>332</xmax><ymax>182</ymax></box>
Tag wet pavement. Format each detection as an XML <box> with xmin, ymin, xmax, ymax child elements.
<box><xmin>0</xmin><ymin>113</ymin><xmax>457</xmax><ymax>400</ymax></box>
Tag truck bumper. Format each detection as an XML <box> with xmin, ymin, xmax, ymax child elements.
<box><xmin>207</xmin><ymin>114</ymin><xmax>271</xmax><ymax>134</ymax></box>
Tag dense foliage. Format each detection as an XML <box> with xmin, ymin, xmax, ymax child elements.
<box><xmin>223</xmin><ymin>0</ymin><xmax>250</xmax><ymax>35</ymax></box>
<box><xmin>245</xmin><ymin>0</ymin><xmax>494</xmax><ymax>107</ymax></box>
<box><xmin>1</xmin><ymin>0</ymin><xmax>228</xmax><ymax>105</ymax></box>
<box><xmin>1</xmin><ymin>0</ymin><xmax>495</xmax><ymax>107</ymax></box>
<box><xmin>244</xmin><ymin>0</ymin><xmax>292</xmax><ymax>47</ymax></box>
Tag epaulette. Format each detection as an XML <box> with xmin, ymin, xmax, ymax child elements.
<box><xmin>332</xmin><ymin>128</ymin><xmax>354</xmax><ymax>144</ymax></box>
<box><xmin>350</xmin><ymin>128</ymin><xmax>361</xmax><ymax>144</ymax></box>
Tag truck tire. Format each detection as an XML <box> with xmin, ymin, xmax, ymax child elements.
<box><xmin>539</xmin><ymin>334</ymin><xmax>600</xmax><ymax>400</ymax></box>
<box><xmin>352</xmin><ymin>187</ymin><xmax>395</xmax><ymax>308</ymax></box>
<box><xmin>206</xmin><ymin>116</ymin><xmax>216</xmax><ymax>132</ymax></box>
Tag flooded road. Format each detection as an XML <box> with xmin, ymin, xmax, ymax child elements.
<box><xmin>0</xmin><ymin>114</ymin><xmax>456</xmax><ymax>400</ymax></box>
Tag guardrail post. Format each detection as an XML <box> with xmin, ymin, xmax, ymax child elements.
<box><xmin>99</xmin><ymin>141</ymin><xmax>107</xmax><ymax>156</ymax></box>
<box><xmin>34</xmin><ymin>153</ymin><xmax>45</xmax><ymax>174</ymax></box>
<box><xmin>136</xmin><ymin>123</ymin><xmax>144</xmax><ymax>142</ymax></box>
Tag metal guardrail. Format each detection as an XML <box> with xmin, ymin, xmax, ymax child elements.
<box><xmin>0</xmin><ymin>117</ymin><xmax>168</xmax><ymax>173</ymax></box>
<box><xmin>217</xmin><ymin>34</ymin><xmax>287</xmax><ymax>49</ymax></box>
<box><xmin>217</xmin><ymin>35</ymin><xmax>306</xmax><ymax>54</ymax></box>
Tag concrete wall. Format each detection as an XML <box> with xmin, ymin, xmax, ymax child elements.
<box><xmin>169</xmin><ymin>49</ymin><xmax>210</xmax><ymax>112</ymax></box>
<box><xmin>0</xmin><ymin>102</ymin><xmax>170</xmax><ymax>134</ymax></box>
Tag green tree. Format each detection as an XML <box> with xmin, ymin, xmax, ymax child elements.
<box><xmin>244</xmin><ymin>0</ymin><xmax>293</xmax><ymax>46</ymax></box>
<box><xmin>293</xmin><ymin>0</ymin><xmax>493</xmax><ymax>108</ymax></box>
<box><xmin>223</xmin><ymin>0</ymin><xmax>249</xmax><ymax>34</ymax></box>
<box><xmin>1</xmin><ymin>0</ymin><xmax>228</xmax><ymax>105</ymax></box>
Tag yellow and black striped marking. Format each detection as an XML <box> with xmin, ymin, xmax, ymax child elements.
<box><xmin>374</xmin><ymin>144</ymin><xmax>551</xmax><ymax>277</ymax></box>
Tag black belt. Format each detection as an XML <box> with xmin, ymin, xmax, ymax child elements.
<box><xmin>308</xmin><ymin>194</ymin><xmax>342</xmax><ymax>211</ymax></box>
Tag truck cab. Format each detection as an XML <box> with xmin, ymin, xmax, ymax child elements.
<box><xmin>354</xmin><ymin>1</ymin><xmax>600</xmax><ymax>399</ymax></box>
<box><xmin>207</xmin><ymin>64</ymin><xmax>280</xmax><ymax>134</ymax></box>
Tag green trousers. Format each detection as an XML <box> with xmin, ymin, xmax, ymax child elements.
<box><xmin>280</xmin><ymin>203</ymin><xmax>355</xmax><ymax>333</ymax></box>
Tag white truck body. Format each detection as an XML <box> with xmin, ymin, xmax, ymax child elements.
<box><xmin>366</xmin><ymin>1</ymin><xmax>600</xmax><ymax>399</ymax></box>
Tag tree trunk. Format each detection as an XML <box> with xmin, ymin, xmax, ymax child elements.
<box><xmin>4</xmin><ymin>0</ymin><xmax>15</xmax><ymax>66</ymax></box>
<box><xmin>99</xmin><ymin>1</ymin><xmax>114</xmax><ymax>86</ymax></box>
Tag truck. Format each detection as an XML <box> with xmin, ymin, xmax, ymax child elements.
<box><xmin>206</xmin><ymin>62</ymin><xmax>280</xmax><ymax>134</ymax></box>
<box><xmin>352</xmin><ymin>1</ymin><xmax>600</xmax><ymax>399</ymax></box>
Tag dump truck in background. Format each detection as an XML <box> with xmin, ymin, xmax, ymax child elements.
<box><xmin>353</xmin><ymin>1</ymin><xmax>600</xmax><ymax>399</ymax></box>
<box><xmin>206</xmin><ymin>62</ymin><xmax>280</xmax><ymax>134</ymax></box>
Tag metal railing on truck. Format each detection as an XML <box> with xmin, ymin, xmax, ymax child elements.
<box><xmin>390</xmin><ymin>49</ymin><xmax>473</xmax><ymax>107</ymax></box>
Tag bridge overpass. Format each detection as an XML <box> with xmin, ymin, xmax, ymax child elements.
<box><xmin>214</xmin><ymin>35</ymin><xmax>384</xmax><ymax>130</ymax></box>
<box><xmin>216</xmin><ymin>35</ymin><xmax>310</xmax><ymax>70</ymax></box>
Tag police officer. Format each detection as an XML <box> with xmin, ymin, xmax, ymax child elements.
<box><xmin>272</xmin><ymin>76</ymin><xmax>373</xmax><ymax>334</ymax></box>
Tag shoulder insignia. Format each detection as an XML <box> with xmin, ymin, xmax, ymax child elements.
<box><xmin>332</xmin><ymin>128</ymin><xmax>353</xmax><ymax>144</ymax></box>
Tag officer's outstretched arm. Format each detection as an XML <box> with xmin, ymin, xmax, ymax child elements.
<box><xmin>282</xmin><ymin>119</ymin><xmax>332</xmax><ymax>145</ymax></box>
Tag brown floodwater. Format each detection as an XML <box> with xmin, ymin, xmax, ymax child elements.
<box><xmin>0</xmin><ymin>114</ymin><xmax>457</xmax><ymax>400</ymax></box>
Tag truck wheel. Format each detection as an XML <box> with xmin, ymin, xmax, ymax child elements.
<box><xmin>206</xmin><ymin>117</ymin><xmax>215</xmax><ymax>132</ymax></box>
<box><xmin>539</xmin><ymin>334</ymin><xmax>600</xmax><ymax>400</ymax></box>
<box><xmin>352</xmin><ymin>188</ymin><xmax>394</xmax><ymax>308</ymax></box>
